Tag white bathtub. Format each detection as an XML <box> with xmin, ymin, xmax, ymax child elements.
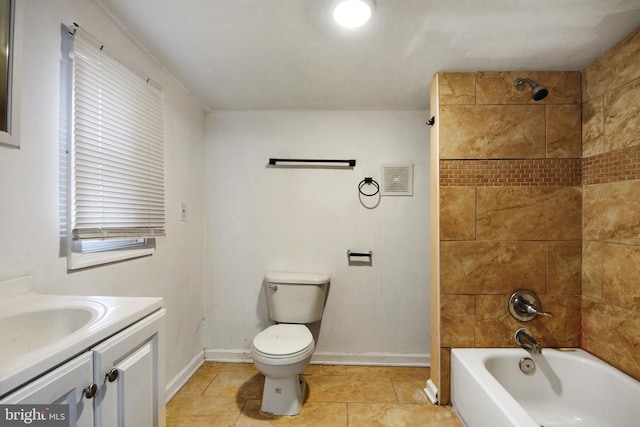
<box><xmin>451</xmin><ymin>348</ymin><xmax>640</xmax><ymax>427</ymax></box>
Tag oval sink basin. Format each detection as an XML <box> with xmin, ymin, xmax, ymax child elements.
<box><xmin>0</xmin><ymin>308</ymin><xmax>96</xmax><ymax>365</ymax></box>
<box><xmin>0</xmin><ymin>277</ymin><xmax>163</xmax><ymax>399</ymax></box>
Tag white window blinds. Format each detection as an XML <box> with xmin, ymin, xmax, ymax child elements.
<box><xmin>70</xmin><ymin>27</ymin><xmax>165</xmax><ymax>240</ymax></box>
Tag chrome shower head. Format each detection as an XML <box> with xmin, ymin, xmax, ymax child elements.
<box><xmin>515</xmin><ymin>78</ymin><xmax>549</xmax><ymax>101</ymax></box>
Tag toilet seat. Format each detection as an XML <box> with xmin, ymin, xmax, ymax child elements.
<box><xmin>251</xmin><ymin>324</ymin><xmax>314</xmax><ymax>362</ymax></box>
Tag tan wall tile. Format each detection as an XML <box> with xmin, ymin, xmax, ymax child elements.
<box><xmin>547</xmin><ymin>241</ymin><xmax>581</xmax><ymax>296</ymax></box>
<box><xmin>440</xmin><ymin>187</ymin><xmax>475</xmax><ymax>240</ymax></box>
<box><xmin>440</xmin><ymin>105</ymin><xmax>545</xmax><ymax>159</ymax></box>
<box><xmin>583</xmin><ymin>181</ymin><xmax>640</xmax><ymax>245</ymax></box>
<box><xmin>477</xmin><ymin>187</ymin><xmax>582</xmax><ymax>240</ymax></box>
<box><xmin>439</xmin><ymin>348</ymin><xmax>451</xmax><ymax>406</ymax></box>
<box><xmin>602</xmin><ymin>243</ymin><xmax>640</xmax><ymax>307</ymax></box>
<box><xmin>582</xmin><ymin>296</ymin><xmax>640</xmax><ymax>381</ymax></box>
<box><xmin>531</xmin><ymin>294</ymin><xmax>581</xmax><ymax>347</ymax></box>
<box><xmin>582</xmin><ymin>241</ymin><xmax>604</xmax><ymax>299</ymax></box>
<box><xmin>440</xmin><ymin>294</ymin><xmax>475</xmax><ymax>347</ymax></box>
<box><xmin>546</xmin><ymin>104</ymin><xmax>582</xmax><ymax>158</ymax></box>
<box><xmin>583</xmin><ymin>27</ymin><xmax>640</xmax><ymax>102</ymax></box>
<box><xmin>476</xmin><ymin>294</ymin><xmax>580</xmax><ymax>348</ymax></box>
<box><xmin>440</xmin><ymin>241</ymin><xmax>546</xmax><ymax>294</ymax></box>
<box><xmin>476</xmin><ymin>71</ymin><xmax>581</xmax><ymax>105</ymax></box>
<box><xmin>440</xmin><ymin>158</ymin><xmax>582</xmax><ymax>187</ymax></box>
<box><xmin>582</xmin><ymin>96</ymin><xmax>605</xmax><ymax>157</ymax></box>
<box><xmin>475</xmin><ymin>295</ymin><xmax>517</xmax><ymax>347</ymax></box>
<box><xmin>582</xmin><ymin>145</ymin><xmax>640</xmax><ymax>185</ymax></box>
<box><xmin>605</xmin><ymin>77</ymin><xmax>640</xmax><ymax>152</ymax></box>
<box><xmin>581</xmin><ymin>28</ymin><xmax>640</xmax><ymax>384</ymax></box>
<box><xmin>438</xmin><ymin>72</ymin><xmax>476</xmax><ymax>105</ymax></box>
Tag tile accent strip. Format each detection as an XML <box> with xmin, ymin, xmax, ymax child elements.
<box><xmin>583</xmin><ymin>145</ymin><xmax>640</xmax><ymax>185</ymax></box>
<box><xmin>440</xmin><ymin>159</ymin><xmax>582</xmax><ymax>187</ymax></box>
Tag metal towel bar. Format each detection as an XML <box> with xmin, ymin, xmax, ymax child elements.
<box><xmin>269</xmin><ymin>158</ymin><xmax>356</xmax><ymax>167</ymax></box>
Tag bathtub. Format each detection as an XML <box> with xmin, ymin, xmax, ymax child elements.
<box><xmin>451</xmin><ymin>348</ymin><xmax>640</xmax><ymax>427</ymax></box>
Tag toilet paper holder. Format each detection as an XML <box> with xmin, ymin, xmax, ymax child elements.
<box><xmin>347</xmin><ymin>250</ymin><xmax>372</xmax><ymax>260</ymax></box>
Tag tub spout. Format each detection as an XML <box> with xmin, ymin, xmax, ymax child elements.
<box><xmin>515</xmin><ymin>328</ymin><xmax>542</xmax><ymax>354</ymax></box>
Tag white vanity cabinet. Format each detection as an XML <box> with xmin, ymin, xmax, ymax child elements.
<box><xmin>0</xmin><ymin>352</ymin><xmax>95</xmax><ymax>427</ymax></box>
<box><xmin>0</xmin><ymin>308</ymin><xmax>165</xmax><ymax>427</ymax></box>
<box><xmin>93</xmin><ymin>308</ymin><xmax>165</xmax><ymax>427</ymax></box>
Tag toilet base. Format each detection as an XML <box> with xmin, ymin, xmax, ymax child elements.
<box><xmin>260</xmin><ymin>374</ymin><xmax>306</xmax><ymax>416</ymax></box>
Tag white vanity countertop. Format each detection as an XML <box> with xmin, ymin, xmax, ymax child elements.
<box><xmin>0</xmin><ymin>277</ymin><xmax>163</xmax><ymax>398</ymax></box>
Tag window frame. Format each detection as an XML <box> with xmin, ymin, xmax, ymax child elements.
<box><xmin>62</xmin><ymin>24</ymin><xmax>165</xmax><ymax>271</ymax></box>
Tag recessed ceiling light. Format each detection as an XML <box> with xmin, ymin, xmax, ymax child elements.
<box><xmin>332</xmin><ymin>0</ymin><xmax>375</xmax><ymax>28</ymax></box>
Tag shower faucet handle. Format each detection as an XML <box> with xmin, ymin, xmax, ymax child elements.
<box><xmin>508</xmin><ymin>290</ymin><xmax>552</xmax><ymax>321</ymax></box>
<box><xmin>517</xmin><ymin>297</ymin><xmax>553</xmax><ymax>317</ymax></box>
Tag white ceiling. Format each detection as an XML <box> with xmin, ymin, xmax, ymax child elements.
<box><xmin>95</xmin><ymin>0</ymin><xmax>640</xmax><ymax>111</ymax></box>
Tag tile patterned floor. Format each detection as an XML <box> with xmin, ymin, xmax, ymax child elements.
<box><xmin>167</xmin><ymin>362</ymin><xmax>462</xmax><ymax>426</ymax></box>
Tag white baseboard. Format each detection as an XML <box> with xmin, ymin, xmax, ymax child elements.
<box><xmin>203</xmin><ymin>348</ymin><xmax>430</xmax><ymax>367</ymax></box>
<box><xmin>165</xmin><ymin>351</ymin><xmax>204</xmax><ymax>402</ymax></box>
<box><xmin>424</xmin><ymin>378</ymin><xmax>439</xmax><ymax>405</ymax></box>
<box><xmin>312</xmin><ymin>351</ymin><xmax>430</xmax><ymax>366</ymax></box>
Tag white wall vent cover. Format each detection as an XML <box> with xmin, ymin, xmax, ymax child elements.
<box><xmin>381</xmin><ymin>163</ymin><xmax>413</xmax><ymax>196</ymax></box>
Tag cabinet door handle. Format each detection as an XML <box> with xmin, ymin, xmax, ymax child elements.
<box><xmin>83</xmin><ymin>383</ymin><xmax>98</xmax><ymax>399</ymax></box>
<box><xmin>106</xmin><ymin>368</ymin><xmax>119</xmax><ymax>383</ymax></box>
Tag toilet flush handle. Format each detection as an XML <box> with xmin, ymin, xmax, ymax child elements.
<box><xmin>268</xmin><ymin>285</ymin><xmax>278</xmax><ymax>291</ymax></box>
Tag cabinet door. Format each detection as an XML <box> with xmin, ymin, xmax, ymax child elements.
<box><xmin>92</xmin><ymin>309</ymin><xmax>165</xmax><ymax>427</ymax></box>
<box><xmin>0</xmin><ymin>352</ymin><xmax>95</xmax><ymax>427</ymax></box>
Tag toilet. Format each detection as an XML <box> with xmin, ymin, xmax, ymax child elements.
<box><xmin>251</xmin><ymin>271</ymin><xmax>330</xmax><ymax>416</ymax></box>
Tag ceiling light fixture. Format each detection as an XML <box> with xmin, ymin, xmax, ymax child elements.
<box><xmin>332</xmin><ymin>0</ymin><xmax>375</xmax><ymax>28</ymax></box>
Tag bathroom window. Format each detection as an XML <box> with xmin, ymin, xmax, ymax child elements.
<box><xmin>63</xmin><ymin>25</ymin><xmax>165</xmax><ymax>270</ymax></box>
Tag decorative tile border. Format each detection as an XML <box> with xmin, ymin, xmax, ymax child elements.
<box><xmin>440</xmin><ymin>159</ymin><xmax>582</xmax><ymax>187</ymax></box>
<box><xmin>583</xmin><ymin>145</ymin><xmax>640</xmax><ymax>185</ymax></box>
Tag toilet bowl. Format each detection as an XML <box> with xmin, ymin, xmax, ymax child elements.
<box><xmin>251</xmin><ymin>324</ymin><xmax>315</xmax><ymax>376</ymax></box>
<box><xmin>251</xmin><ymin>272</ymin><xmax>330</xmax><ymax>416</ymax></box>
<box><xmin>251</xmin><ymin>324</ymin><xmax>314</xmax><ymax>415</ymax></box>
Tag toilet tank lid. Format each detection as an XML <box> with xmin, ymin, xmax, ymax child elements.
<box><xmin>265</xmin><ymin>271</ymin><xmax>330</xmax><ymax>285</ymax></box>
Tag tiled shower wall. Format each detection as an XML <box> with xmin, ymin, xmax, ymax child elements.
<box><xmin>437</xmin><ymin>71</ymin><xmax>583</xmax><ymax>404</ymax></box>
<box><xmin>581</xmin><ymin>27</ymin><xmax>640</xmax><ymax>381</ymax></box>
<box><xmin>433</xmin><ymin>26</ymin><xmax>640</xmax><ymax>405</ymax></box>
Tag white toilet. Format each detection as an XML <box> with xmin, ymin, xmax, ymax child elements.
<box><xmin>251</xmin><ymin>271</ymin><xmax>330</xmax><ymax>416</ymax></box>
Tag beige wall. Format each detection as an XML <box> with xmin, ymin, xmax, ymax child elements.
<box><xmin>0</xmin><ymin>0</ymin><xmax>206</xmax><ymax>394</ymax></box>
<box><xmin>203</xmin><ymin>111</ymin><xmax>430</xmax><ymax>364</ymax></box>
<box><xmin>581</xmin><ymin>27</ymin><xmax>640</xmax><ymax>381</ymax></box>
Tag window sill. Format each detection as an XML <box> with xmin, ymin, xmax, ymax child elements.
<box><xmin>67</xmin><ymin>246</ymin><xmax>155</xmax><ymax>271</ymax></box>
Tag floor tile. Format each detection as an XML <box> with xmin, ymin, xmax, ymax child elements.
<box><xmin>166</xmin><ymin>414</ymin><xmax>240</xmax><ymax>427</ymax></box>
<box><xmin>345</xmin><ymin>366</ymin><xmax>430</xmax><ymax>380</ymax></box>
<box><xmin>167</xmin><ymin>362</ymin><xmax>463</xmax><ymax>426</ymax></box>
<box><xmin>347</xmin><ymin>402</ymin><xmax>463</xmax><ymax>427</ymax></box>
<box><xmin>304</xmin><ymin>375</ymin><xmax>396</xmax><ymax>403</ymax></box>
<box><xmin>198</xmin><ymin>362</ymin><xmax>259</xmax><ymax>374</ymax></box>
<box><xmin>391</xmin><ymin>377</ymin><xmax>431</xmax><ymax>404</ymax></box>
<box><xmin>303</xmin><ymin>364</ymin><xmax>347</xmax><ymax>376</ymax></box>
<box><xmin>178</xmin><ymin>369</ymin><xmax>219</xmax><ymax>395</ymax></box>
<box><xmin>236</xmin><ymin>399</ymin><xmax>348</xmax><ymax>426</ymax></box>
<box><xmin>166</xmin><ymin>394</ymin><xmax>246</xmax><ymax>417</ymax></box>
<box><xmin>203</xmin><ymin>371</ymin><xmax>265</xmax><ymax>399</ymax></box>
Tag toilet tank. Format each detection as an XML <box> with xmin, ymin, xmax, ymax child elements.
<box><xmin>265</xmin><ymin>272</ymin><xmax>330</xmax><ymax>324</ymax></box>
